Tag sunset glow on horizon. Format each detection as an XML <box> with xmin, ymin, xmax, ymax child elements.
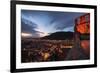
<box><xmin>39</xmin><ymin>32</ymin><xmax>49</xmax><ymax>37</ymax></box>
<box><xmin>21</xmin><ymin>33</ymin><xmax>32</xmax><ymax>37</ymax></box>
<box><xmin>21</xmin><ymin>10</ymin><xmax>85</xmax><ymax>38</ymax></box>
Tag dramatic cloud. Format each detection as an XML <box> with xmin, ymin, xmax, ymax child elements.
<box><xmin>21</xmin><ymin>18</ymin><xmax>40</xmax><ymax>37</ymax></box>
<box><xmin>21</xmin><ymin>10</ymin><xmax>86</xmax><ymax>38</ymax></box>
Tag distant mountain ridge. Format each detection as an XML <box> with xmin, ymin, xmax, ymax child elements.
<box><xmin>41</xmin><ymin>31</ymin><xmax>74</xmax><ymax>40</ymax></box>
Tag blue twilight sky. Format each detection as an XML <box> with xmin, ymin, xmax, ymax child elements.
<box><xmin>21</xmin><ymin>10</ymin><xmax>86</xmax><ymax>38</ymax></box>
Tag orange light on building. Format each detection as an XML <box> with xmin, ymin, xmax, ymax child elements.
<box><xmin>75</xmin><ymin>13</ymin><xmax>90</xmax><ymax>34</ymax></box>
<box><xmin>80</xmin><ymin>40</ymin><xmax>90</xmax><ymax>56</ymax></box>
<box><xmin>74</xmin><ymin>13</ymin><xmax>90</xmax><ymax>58</ymax></box>
<box><xmin>76</xmin><ymin>23</ymin><xmax>90</xmax><ymax>34</ymax></box>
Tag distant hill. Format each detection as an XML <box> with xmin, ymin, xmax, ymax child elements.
<box><xmin>41</xmin><ymin>31</ymin><xmax>74</xmax><ymax>40</ymax></box>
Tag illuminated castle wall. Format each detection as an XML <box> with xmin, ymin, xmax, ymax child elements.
<box><xmin>75</xmin><ymin>13</ymin><xmax>90</xmax><ymax>34</ymax></box>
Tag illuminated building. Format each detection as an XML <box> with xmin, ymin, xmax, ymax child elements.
<box><xmin>75</xmin><ymin>13</ymin><xmax>90</xmax><ymax>34</ymax></box>
<box><xmin>74</xmin><ymin>13</ymin><xmax>90</xmax><ymax>57</ymax></box>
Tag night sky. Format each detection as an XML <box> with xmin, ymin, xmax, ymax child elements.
<box><xmin>21</xmin><ymin>10</ymin><xmax>86</xmax><ymax>38</ymax></box>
